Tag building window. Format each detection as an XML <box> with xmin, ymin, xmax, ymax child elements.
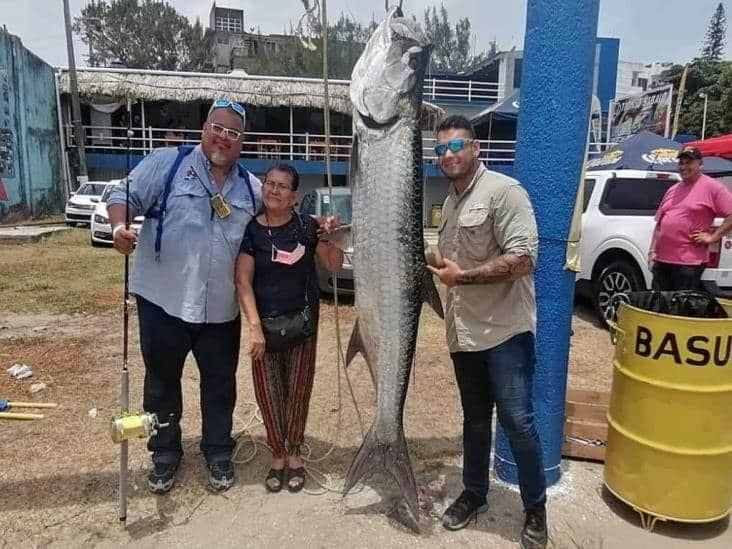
<box><xmin>216</xmin><ymin>16</ymin><xmax>242</xmax><ymax>33</ymax></box>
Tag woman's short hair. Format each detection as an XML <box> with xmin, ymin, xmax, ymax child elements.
<box><xmin>265</xmin><ymin>163</ymin><xmax>300</xmax><ymax>191</ymax></box>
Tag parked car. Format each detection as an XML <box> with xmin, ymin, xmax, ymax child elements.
<box><xmin>299</xmin><ymin>186</ymin><xmax>354</xmax><ymax>295</ymax></box>
<box><xmin>89</xmin><ymin>180</ymin><xmax>144</xmax><ymax>247</ymax></box>
<box><xmin>577</xmin><ymin>169</ymin><xmax>732</xmax><ymax>325</ymax></box>
<box><xmin>65</xmin><ymin>181</ymin><xmax>114</xmax><ymax>226</ymax></box>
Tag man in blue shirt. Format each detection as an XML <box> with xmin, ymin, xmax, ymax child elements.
<box><xmin>107</xmin><ymin>99</ymin><xmax>261</xmax><ymax>494</ymax></box>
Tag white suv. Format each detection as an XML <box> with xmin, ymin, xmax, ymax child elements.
<box><xmin>576</xmin><ymin>169</ymin><xmax>732</xmax><ymax>324</ymax></box>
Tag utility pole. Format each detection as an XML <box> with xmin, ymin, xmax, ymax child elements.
<box><xmin>699</xmin><ymin>92</ymin><xmax>708</xmax><ymax>140</ymax></box>
<box><xmin>62</xmin><ymin>0</ymin><xmax>88</xmax><ymax>185</ymax></box>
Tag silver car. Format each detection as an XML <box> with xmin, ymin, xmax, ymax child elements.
<box><xmin>299</xmin><ymin>186</ymin><xmax>354</xmax><ymax>296</ymax></box>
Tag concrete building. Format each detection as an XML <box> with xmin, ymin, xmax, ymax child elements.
<box><xmin>462</xmin><ymin>37</ymin><xmax>619</xmax><ymax>117</ymax></box>
<box><xmin>615</xmin><ymin>60</ymin><xmax>674</xmax><ymax>99</ymax></box>
<box><xmin>209</xmin><ymin>2</ymin><xmax>291</xmax><ymax>73</ymax></box>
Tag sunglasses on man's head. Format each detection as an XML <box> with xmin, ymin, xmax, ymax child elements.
<box><xmin>208</xmin><ymin>122</ymin><xmax>243</xmax><ymax>141</ymax></box>
<box><xmin>211</xmin><ymin>98</ymin><xmax>246</xmax><ymax>117</ymax></box>
<box><xmin>435</xmin><ymin>138</ymin><xmax>473</xmax><ymax>157</ymax></box>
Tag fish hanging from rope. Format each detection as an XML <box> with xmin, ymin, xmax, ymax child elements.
<box><xmin>341</xmin><ymin>5</ymin><xmax>441</xmax><ymax>533</ymax></box>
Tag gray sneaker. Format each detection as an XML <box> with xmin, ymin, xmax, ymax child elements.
<box><xmin>207</xmin><ymin>459</ymin><xmax>235</xmax><ymax>491</ymax></box>
<box><xmin>147</xmin><ymin>460</ymin><xmax>180</xmax><ymax>494</ymax></box>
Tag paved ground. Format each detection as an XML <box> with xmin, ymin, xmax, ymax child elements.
<box><xmin>0</xmin><ymin>224</ymin><xmax>70</xmax><ymax>243</ymax></box>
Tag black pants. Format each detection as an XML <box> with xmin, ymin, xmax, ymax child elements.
<box><xmin>651</xmin><ymin>261</ymin><xmax>706</xmax><ymax>292</ymax></box>
<box><xmin>137</xmin><ymin>296</ymin><xmax>241</xmax><ymax>464</ymax></box>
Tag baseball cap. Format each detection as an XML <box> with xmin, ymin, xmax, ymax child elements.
<box><xmin>677</xmin><ymin>146</ymin><xmax>702</xmax><ymax>160</ymax></box>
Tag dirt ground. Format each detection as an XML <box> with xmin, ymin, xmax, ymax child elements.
<box><xmin>0</xmin><ymin>230</ymin><xmax>729</xmax><ymax>548</ymax></box>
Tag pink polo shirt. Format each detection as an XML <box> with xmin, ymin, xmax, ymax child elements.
<box><xmin>655</xmin><ymin>174</ymin><xmax>732</xmax><ymax>265</ymax></box>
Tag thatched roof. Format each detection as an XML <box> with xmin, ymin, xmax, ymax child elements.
<box><xmin>57</xmin><ymin>67</ymin><xmax>444</xmax><ymax>118</ymax></box>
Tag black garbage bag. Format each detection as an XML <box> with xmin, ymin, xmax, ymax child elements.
<box><xmin>612</xmin><ymin>290</ymin><xmax>728</xmax><ymax>319</ymax></box>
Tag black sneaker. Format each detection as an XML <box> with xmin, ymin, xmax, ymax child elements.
<box><xmin>207</xmin><ymin>459</ymin><xmax>235</xmax><ymax>491</ymax></box>
<box><xmin>520</xmin><ymin>506</ymin><xmax>548</xmax><ymax>549</ymax></box>
<box><xmin>442</xmin><ymin>490</ymin><xmax>488</xmax><ymax>531</ymax></box>
<box><xmin>147</xmin><ymin>460</ymin><xmax>180</xmax><ymax>494</ymax></box>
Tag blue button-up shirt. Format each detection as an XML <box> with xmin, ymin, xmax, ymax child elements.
<box><xmin>107</xmin><ymin>145</ymin><xmax>262</xmax><ymax>324</ymax></box>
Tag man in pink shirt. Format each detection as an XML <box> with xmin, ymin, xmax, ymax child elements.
<box><xmin>649</xmin><ymin>146</ymin><xmax>732</xmax><ymax>290</ymax></box>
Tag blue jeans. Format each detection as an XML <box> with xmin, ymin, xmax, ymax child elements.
<box><xmin>451</xmin><ymin>332</ymin><xmax>546</xmax><ymax>510</ymax></box>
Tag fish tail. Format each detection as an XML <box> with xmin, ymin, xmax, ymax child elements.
<box><xmin>344</xmin><ymin>427</ymin><xmax>419</xmax><ymax>527</ymax></box>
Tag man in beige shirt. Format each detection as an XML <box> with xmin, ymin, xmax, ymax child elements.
<box><xmin>427</xmin><ymin>115</ymin><xmax>547</xmax><ymax>549</ymax></box>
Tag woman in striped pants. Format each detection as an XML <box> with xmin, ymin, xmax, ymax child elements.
<box><xmin>236</xmin><ymin>164</ymin><xmax>343</xmax><ymax>492</ymax></box>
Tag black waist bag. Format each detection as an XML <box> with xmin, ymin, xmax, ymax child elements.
<box><xmin>261</xmin><ymin>305</ymin><xmax>315</xmax><ymax>353</ymax></box>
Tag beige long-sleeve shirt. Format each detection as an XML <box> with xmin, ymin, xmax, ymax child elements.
<box><xmin>437</xmin><ymin>163</ymin><xmax>539</xmax><ymax>353</ymax></box>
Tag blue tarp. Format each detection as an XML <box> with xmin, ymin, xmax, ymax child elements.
<box><xmin>587</xmin><ymin>131</ymin><xmax>732</xmax><ymax>175</ymax></box>
<box><xmin>471</xmin><ymin>90</ymin><xmax>520</xmax><ymax>126</ymax></box>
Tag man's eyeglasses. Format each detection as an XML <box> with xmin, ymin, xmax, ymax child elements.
<box><xmin>207</xmin><ymin>122</ymin><xmax>243</xmax><ymax>141</ymax></box>
<box><xmin>263</xmin><ymin>179</ymin><xmax>293</xmax><ymax>191</ymax></box>
<box><xmin>209</xmin><ymin>98</ymin><xmax>246</xmax><ymax>120</ymax></box>
<box><xmin>435</xmin><ymin>138</ymin><xmax>474</xmax><ymax>157</ymax></box>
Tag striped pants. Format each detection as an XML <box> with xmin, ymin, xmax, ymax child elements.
<box><xmin>252</xmin><ymin>318</ymin><xmax>318</xmax><ymax>457</ymax></box>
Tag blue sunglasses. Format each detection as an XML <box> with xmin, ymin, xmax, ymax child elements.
<box><xmin>435</xmin><ymin>138</ymin><xmax>474</xmax><ymax>156</ymax></box>
<box><xmin>209</xmin><ymin>98</ymin><xmax>246</xmax><ymax>120</ymax></box>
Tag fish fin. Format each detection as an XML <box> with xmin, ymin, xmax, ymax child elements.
<box><xmin>421</xmin><ymin>268</ymin><xmax>444</xmax><ymax>319</ymax></box>
<box><xmin>343</xmin><ymin>428</ymin><xmax>420</xmax><ymax>532</ymax></box>
<box><xmin>345</xmin><ymin>318</ymin><xmax>364</xmax><ymax>366</ymax></box>
<box><xmin>346</xmin><ymin>319</ymin><xmax>377</xmax><ymax>387</ymax></box>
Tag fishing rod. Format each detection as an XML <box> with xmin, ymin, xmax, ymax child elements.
<box><xmin>118</xmin><ymin>97</ymin><xmax>132</xmax><ymax>523</ymax></box>
<box><xmin>112</xmin><ymin>100</ymin><xmax>169</xmax><ymax>523</ymax></box>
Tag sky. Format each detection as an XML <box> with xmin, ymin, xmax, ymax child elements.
<box><xmin>2</xmin><ymin>0</ymin><xmax>730</xmax><ymax>68</ymax></box>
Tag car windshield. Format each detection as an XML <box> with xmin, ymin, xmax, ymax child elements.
<box><xmin>76</xmin><ymin>183</ymin><xmax>108</xmax><ymax>196</ymax></box>
<box><xmin>320</xmin><ymin>194</ymin><xmax>352</xmax><ymax>224</ymax></box>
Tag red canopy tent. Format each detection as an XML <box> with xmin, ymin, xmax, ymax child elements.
<box><xmin>686</xmin><ymin>134</ymin><xmax>732</xmax><ymax>160</ymax></box>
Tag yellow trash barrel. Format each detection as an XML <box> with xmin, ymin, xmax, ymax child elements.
<box><xmin>604</xmin><ymin>302</ymin><xmax>732</xmax><ymax>522</ymax></box>
<box><xmin>430</xmin><ymin>205</ymin><xmax>442</xmax><ymax>228</ymax></box>
<box><xmin>718</xmin><ymin>298</ymin><xmax>732</xmax><ymax>317</ymax></box>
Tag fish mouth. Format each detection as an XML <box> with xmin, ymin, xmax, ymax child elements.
<box><xmin>350</xmin><ymin>7</ymin><xmax>428</xmax><ymax>126</ymax></box>
<box><xmin>357</xmin><ymin>111</ymin><xmax>399</xmax><ymax>130</ymax></box>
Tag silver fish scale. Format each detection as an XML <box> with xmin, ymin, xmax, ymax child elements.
<box><xmin>352</xmin><ymin>116</ymin><xmax>425</xmax><ymax>442</ymax></box>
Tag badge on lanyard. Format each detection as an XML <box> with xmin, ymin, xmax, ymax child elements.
<box><xmin>210</xmin><ymin>193</ymin><xmax>232</xmax><ymax>219</ymax></box>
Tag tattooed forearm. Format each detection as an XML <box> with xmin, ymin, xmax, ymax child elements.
<box><xmin>456</xmin><ymin>254</ymin><xmax>533</xmax><ymax>284</ymax></box>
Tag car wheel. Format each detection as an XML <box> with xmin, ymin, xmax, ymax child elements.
<box><xmin>594</xmin><ymin>260</ymin><xmax>644</xmax><ymax>327</ymax></box>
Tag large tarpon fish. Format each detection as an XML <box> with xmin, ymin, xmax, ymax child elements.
<box><xmin>342</xmin><ymin>7</ymin><xmax>442</xmax><ymax>530</ymax></box>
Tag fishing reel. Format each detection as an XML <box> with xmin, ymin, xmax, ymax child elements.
<box><xmin>110</xmin><ymin>412</ymin><xmax>171</xmax><ymax>444</ymax></box>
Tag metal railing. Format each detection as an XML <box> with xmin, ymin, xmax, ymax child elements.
<box><xmin>70</xmin><ymin>125</ymin><xmax>616</xmax><ymax>165</ymax></box>
<box><xmin>423</xmin><ymin>77</ymin><xmax>500</xmax><ymax>103</ymax></box>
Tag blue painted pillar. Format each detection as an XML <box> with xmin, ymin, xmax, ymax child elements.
<box><xmin>494</xmin><ymin>0</ymin><xmax>600</xmax><ymax>486</ymax></box>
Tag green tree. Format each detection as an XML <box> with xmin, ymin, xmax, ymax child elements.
<box><xmin>421</xmin><ymin>3</ymin><xmax>487</xmax><ymax>73</ymax></box>
<box><xmin>73</xmin><ymin>0</ymin><xmax>213</xmax><ymax>71</ymax></box>
<box><xmin>700</xmin><ymin>3</ymin><xmax>727</xmax><ymax>61</ymax></box>
<box><xmin>239</xmin><ymin>14</ymin><xmax>376</xmax><ymax>79</ymax></box>
<box><xmin>659</xmin><ymin>60</ymin><xmax>732</xmax><ymax>137</ymax></box>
